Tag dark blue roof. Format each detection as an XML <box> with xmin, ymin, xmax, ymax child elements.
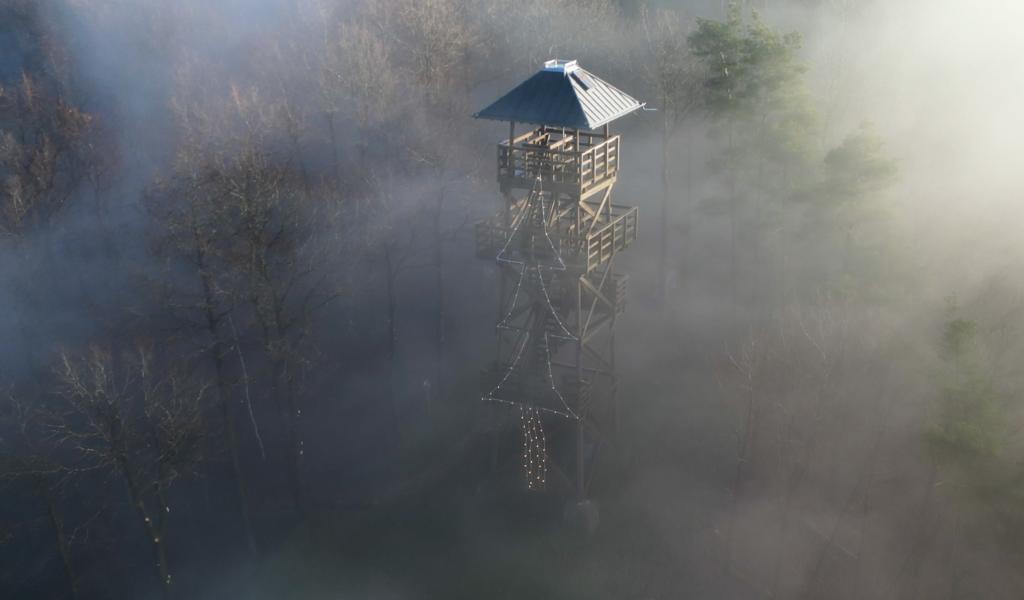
<box><xmin>475</xmin><ymin>60</ymin><xmax>643</xmax><ymax>130</ymax></box>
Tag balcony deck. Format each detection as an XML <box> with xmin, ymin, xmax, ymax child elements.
<box><xmin>583</xmin><ymin>205</ymin><xmax>637</xmax><ymax>273</ymax></box>
<box><xmin>498</xmin><ymin>127</ymin><xmax>620</xmax><ymax>198</ymax></box>
<box><xmin>475</xmin><ymin>202</ymin><xmax>636</xmax><ymax>274</ymax></box>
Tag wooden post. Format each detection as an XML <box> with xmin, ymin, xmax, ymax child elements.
<box><xmin>508</xmin><ymin>121</ymin><xmax>515</xmax><ymax>177</ymax></box>
<box><xmin>577</xmin><ymin>266</ymin><xmax>586</xmax><ymax>500</ymax></box>
<box><xmin>576</xmin><ymin>129</ymin><xmax>588</xmax><ymax>498</ymax></box>
<box><xmin>577</xmin><ymin>414</ymin><xmax>585</xmax><ymax>499</ymax></box>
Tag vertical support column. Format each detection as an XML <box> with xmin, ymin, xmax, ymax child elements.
<box><xmin>576</xmin><ymin>306</ymin><xmax>585</xmax><ymax>499</ymax></box>
<box><xmin>610</xmin><ymin>258</ymin><xmax>619</xmax><ymax>438</ymax></box>
<box><xmin>575</xmin><ymin>231</ymin><xmax>586</xmax><ymax>500</ymax></box>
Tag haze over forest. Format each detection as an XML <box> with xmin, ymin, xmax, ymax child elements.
<box><xmin>2</xmin><ymin>0</ymin><xmax>1024</xmax><ymax>598</ymax></box>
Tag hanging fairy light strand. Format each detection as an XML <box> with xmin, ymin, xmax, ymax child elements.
<box><xmin>520</xmin><ymin>404</ymin><xmax>547</xmax><ymax>490</ymax></box>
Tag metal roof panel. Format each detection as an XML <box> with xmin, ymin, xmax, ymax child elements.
<box><xmin>475</xmin><ymin>61</ymin><xmax>642</xmax><ymax>130</ymax></box>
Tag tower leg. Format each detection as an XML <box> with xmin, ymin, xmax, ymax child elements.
<box><xmin>576</xmin><ymin>416</ymin><xmax>585</xmax><ymax>499</ymax></box>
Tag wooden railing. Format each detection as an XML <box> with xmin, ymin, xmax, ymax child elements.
<box><xmin>498</xmin><ymin>133</ymin><xmax>620</xmax><ymax>192</ymax></box>
<box><xmin>584</xmin><ymin>205</ymin><xmax>637</xmax><ymax>272</ymax></box>
<box><xmin>580</xmin><ymin>136</ymin><xmax>619</xmax><ymax>192</ymax></box>
<box><xmin>498</xmin><ymin>143</ymin><xmax>579</xmax><ymax>185</ymax></box>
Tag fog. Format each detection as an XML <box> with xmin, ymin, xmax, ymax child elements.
<box><xmin>2</xmin><ymin>0</ymin><xmax>1023</xmax><ymax>598</ymax></box>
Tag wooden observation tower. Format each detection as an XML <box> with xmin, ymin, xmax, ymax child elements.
<box><xmin>474</xmin><ymin>60</ymin><xmax>642</xmax><ymax>505</ymax></box>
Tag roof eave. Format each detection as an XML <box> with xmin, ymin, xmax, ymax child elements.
<box><xmin>473</xmin><ymin>112</ymin><xmax>590</xmax><ymax>130</ymax></box>
<box><xmin>583</xmin><ymin>102</ymin><xmax>645</xmax><ymax>130</ymax></box>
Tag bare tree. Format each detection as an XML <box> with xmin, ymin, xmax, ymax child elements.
<box><xmin>482</xmin><ymin>0</ymin><xmax>621</xmax><ymax>71</ymax></box>
<box><xmin>314</xmin><ymin>15</ymin><xmax>403</xmax><ymax>335</ymax></box>
<box><xmin>365</xmin><ymin>0</ymin><xmax>481</xmax><ymax>410</ymax></box>
<box><xmin>719</xmin><ymin>329</ymin><xmax>769</xmax><ymax>596</ymax></box>
<box><xmin>371</xmin><ymin>0</ymin><xmax>478</xmax><ymax>112</ymax></box>
<box><xmin>52</xmin><ymin>345</ymin><xmax>206</xmax><ymax>600</ymax></box>
<box><xmin>147</xmin><ymin>148</ymin><xmax>259</xmax><ymax>554</ymax></box>
<box><xmin>216</xmin><ymin>147</ymin><xmax>340</xmax><ymax>514</ymax></box>
<box><xmin>367</xmin><ymin>172</ymin><xmax>432</xmax><ymax>443</ymax></box>
<box><xmin>641</xmin><ymin>7</ymin><xmax>701</xmax><ymax>306</ymax></box>
<box><xmin>0</xmin><ymin>388</ymin><xmax>80</xmax><ymax>599</ymax></box>
<box><xmin>0</xmin><ymin>70</ymin><xmax>97</xmax><ymax>237</ymax></box>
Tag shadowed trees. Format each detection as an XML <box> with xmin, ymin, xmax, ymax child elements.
<box><xmin>1</xmin><ymin>1</ymin><xmax>1022</xmax><ymax>599</ymax></box>
<box><xmin>53</xmin><ymin>345</ymin><xmax>206</xmax><ymax>600</ymax></box>
<box><xmin>147</xmin><ymin>135</ymin><xmax>259</xmax><ymax>554</ymax></box>
<box><xmin>0</xmin><ymin>388</ymin><xmax>80</xmax><ymax>599</ymax></box>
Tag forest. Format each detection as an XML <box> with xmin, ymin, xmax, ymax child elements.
<box><xmin>2</xmin><ymin>0</ymin><xmax>1023</xmax><ymax>598</ymax></box>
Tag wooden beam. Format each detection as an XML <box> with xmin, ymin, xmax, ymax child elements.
<box><xmin>586</xmin><ymin>187</ymin><xmax>613</xmax><ymax>237</ymax></box>
<box><xmin>579</xmin><ymin>274</ymin><xmax>615</xmax><ymax>312</ymax></box>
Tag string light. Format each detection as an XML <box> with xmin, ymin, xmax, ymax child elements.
<box><xmin>537</xmin><ymin>194</ymin><xmax>567</xmax><ymax>272</ymax></box>
<box><xmin>482</xmin><ymin>331</ymin><xmax>529</xmax><ymax>402</ymax></box>
<box><xmin>497</xmin><ymin>265</ymin><xmax>526</xmax><ymax>328</ymax></box>
<box><xmin>486</xmin><ymin>396</ymin><xmax>574</xmax><ymax>419</ymax></box>
<box><xmin>520</xmin><ymin>404</ymin><xmax>547</xmax><ymax>490</ymax></box>
<box><xmin>483</xmin><ymin>176</ymin><xmax>586</xmax><ymax>491</ymax></box>
<box><xmin>543</xmin><ymin>331</ymin><xmax>577</xmax><ymax>419</ymax></box>
<box><xmin>495</xmin><ymin>187</ymin><xmax>534</xmax><ymax>266</ymax></box>
<box><xmin>537</xmin><ymin>269</ymin><xmax>576</xmax><ymax>340</ymax></box>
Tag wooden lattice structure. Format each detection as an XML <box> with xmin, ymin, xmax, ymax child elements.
<box><xmin>474</xmin><ymin>60</ymin><xmax>642</xmax><ymax>500</ymax></box>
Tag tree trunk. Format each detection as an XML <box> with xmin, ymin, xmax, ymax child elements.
<box><xmin>152</xmin><ymin>530</ymin><xmax>172</xmax><ymax>600</ymax></box>
<box><xmin>212</xmin><ymin>345</ymin><xmax>258</xmax><ymax>555</ymax></box>
<box><xmin>432</xmin><ymin>184</ymin><xmax>446</xmax><ymax>412</ymax></box>
<box><xmin>198</xmin><ymin>251</ymin><xmax>257</xmax><ymax>555</ymax></box>
<box><xmin>658</xmin><ymin>117</ymin><xmax>670</xmax><ymax>307</ymax></box>
<box><xmin>325</xmin><ymin>112</ymin><xmax>341</xmax><ymax>183</ymax></box>
<box><xmin>38</xmin><ymin>482</ymin><xmax>78</xmax><ymax>600</ymax></box>
<box><xmin>727</xmin><ymin>121</ymin><xmax>740</xmax><ymax>333</ymax></box>
<box><xmin>384</xmin><ymin>247</ymin><xmax>401</xmax><ymax>445</ymax></box>
<box><xmin>899</xmin><ymin>463</ymin><xmax>939</xmax><ymax>599</ymax></box>
<box><xmin>680</xmin><ymin>130</ymin><xmax>694</xmax><ymax>308</ymax></box>
<box><xmin>721</xmin><ymin>383</ymin><xmax>757</xmax><ymax>596</ymax></box>
<box><xmin>278</xmin><ymin>361</ymin><xmax>305</xmax><ymax>515</ymax></box>
<box><xmin>120</xmin><ymin>462</ymin><xmax>173</xmax><ymax>600</ymax></box>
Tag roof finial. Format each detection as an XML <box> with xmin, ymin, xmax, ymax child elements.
<box><xmin>543</xmin><ymin>59</ymin><xmax>579</xmax><ymax>74</ymax></box>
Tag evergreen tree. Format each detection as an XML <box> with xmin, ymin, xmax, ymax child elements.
<box><xmin>689</xmin><ymin>4</ymin><xmax>817</xmax><ymax>316</ymax></box>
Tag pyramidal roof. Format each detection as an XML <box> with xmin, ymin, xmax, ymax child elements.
<box><xmin>475</xmin><ymin>60</ymin><xmax>643</xmax><ymax>130</ymax></box>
